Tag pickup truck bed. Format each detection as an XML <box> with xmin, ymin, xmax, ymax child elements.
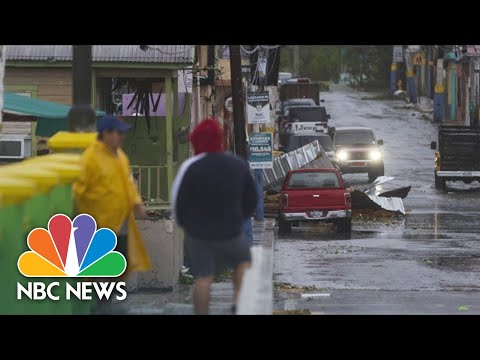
<box><xmin>279</xmin><ymin>168</ymin><xmax>351</xmax><ymax>235</ymax></box>
<box><xmin>433</xmin><ymin>126</ymin><xmax>480</xmax><ymax>190</ymax></box>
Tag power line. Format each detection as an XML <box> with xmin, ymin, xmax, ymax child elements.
<box><xmin>240</xmin><ymin>45</ymin><xmax>281</xmax><ymax>54</ymax></box>
<box><xmin>260</xmin><ymin>45</ymin><xmax>281</xmax><ymax>50</ymax></box>
<box><xmin>240</xmin><ymin>45</ymin><xmax>260</xmax><ymax>54</ymax></box>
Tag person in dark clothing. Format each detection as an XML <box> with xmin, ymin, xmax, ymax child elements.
<box><xmin>171</xmin><ymin>118</ymin><xmax>258</xmax><ymax>315</ymax></box>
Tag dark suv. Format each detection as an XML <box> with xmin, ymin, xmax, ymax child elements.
<box><xmin>333</xmin><ymin>126</ymin><xmax>384</xmax><ymax>182</ymax></box>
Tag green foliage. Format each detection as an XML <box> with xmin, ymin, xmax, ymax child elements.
<box><xmin>343</xmin><ymin>45</ymin><xmax>393</xmax><ymax>89</ymax></box>
<box><xmin>280</xmin><ymin>45</ymin><xmax>393</xmax><ymax>90</ymax></box>
<box><xmin>280</xmin><ymin>46</ymin><xmax>341</xmax><ymax>81</ymax></box>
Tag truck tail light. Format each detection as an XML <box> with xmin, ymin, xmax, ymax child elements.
<box><xmin>282</xmin><ymin>193</ymin><xmax>289</xmax><ymax>207</ymax></box>
<box><xmin>344</xmin><ymin>192</ymin><xmax>351</xmax><ymax>207</ymax></box>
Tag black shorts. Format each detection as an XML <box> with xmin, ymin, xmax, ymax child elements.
<box><xmin>186</xmin><ymin>233</ymin><xmax>252</xmax><ymax>278</ymax></box>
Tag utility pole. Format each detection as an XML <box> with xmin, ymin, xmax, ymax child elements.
<box><xmin>293</xmin><ymin>45</ymin><xmax>300</xmax><ymax>76</ymax></box>
<box><xmin>390</xmin><ymin>46</ymin><xmax>398</xmax><ymax>95</ymax></box>
<box><xmin>229</xmin><ymin>45</ymin><xmax>248</xmax><ymax>159</ymax></box>
<box><xmin>230</xmin><ymin>45</ymin><xmax>255</xmax><ymax>244</ymax></box>
<box><xmin>434</xmin><ymin>46</ymin><xmax>445</xmax><ymax>123</ymax></box>
<box><xmin>426</xmin><ymin>45</ymin><xmax>431</xmax><ymax>99</ymax></box>
<box><xmin>254</xmin><ymin>46</ymin><xmax>269</xmax><ymax>221</ymax></box>
<box><xmin>68</xmin><ymin>45</ymin><xmax>96</xmax><ymax>132</ymax></box>
<box><xmin>405</xmin><ymin>48</ymin><xmax>418</xmax><ymax>104</ymax></box>
<box><xmin>0</xmin><ymin>45</ymin><xmax>5</xmax><ymax>131</ymax></box>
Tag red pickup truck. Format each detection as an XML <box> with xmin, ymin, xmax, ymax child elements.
<box><xmin>278</xmin><ymin>168</ymin><xmax>352</xmax><ymax>235</ymax></box>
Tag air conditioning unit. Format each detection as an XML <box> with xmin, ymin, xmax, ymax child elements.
<box><xmin>0</xmin><ymin>134</ymin><xmax>32</xmax><ymax>160</ymax></box>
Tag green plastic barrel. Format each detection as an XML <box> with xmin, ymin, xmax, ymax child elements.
<box><xmin>25</xmin><ymin>160</ymin><xmax>82</xmax><ymax>216</ymax></box>
<box><xmin>16</xmin><ymin>158</ymin><xmax>91</xmax><ymax>315</ymax></box>
<box><xmin>0</xmin><ymin>166</ymin><xmax>78</xmax><ymax>314</ymax></box>
<box><xmin>0</xmin><ymin>176</ymin><xmax>37</xmax><ymax>315</ymax></box>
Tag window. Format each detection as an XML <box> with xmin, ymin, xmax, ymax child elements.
<box><xmin>0</xmin><ymin>140</ymin><xmax>22</xmax><ymax>157</ymax></box>
<box><xmin>334</xmin><ymin>131</ymin><xmax>375</xmax><ymax>146</ymax></box>
<box><xmin>288</xmin><ymin>172</ymin><xmax>340</xmax><ymax>189</ymax></box>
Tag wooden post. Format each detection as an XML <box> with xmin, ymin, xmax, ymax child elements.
<box><xmin>165</xmin><ymin>75</ymin><xmax>174</xmax><ymax>198</ymax></box>
<box><xmin>173</xmin><ymin>76</ymin><xmax>178</xmax><ymax>118</ymax></box>
<box><xmin>31</xmin><ymin>122</ymin><xmax>37</xmax><ymax>157</ymax></box>
<box><xmin>91</xmin><ymin>68</ymin><xmax>96</xmax><ymax>109</ymax></box>
<box><xmin>68</xmin><ymin>45</ymin><xmax>96</xmax><ymax>132</ymax></box>
<box><xmin>229</xmin><ymin>45</ymin><xmax>248</xmax><ymax>159</ymax></box>
<box><xmin>172</xmin><ymin>76</ymin><xmax>179</xmax><ymax>171</ymax></box>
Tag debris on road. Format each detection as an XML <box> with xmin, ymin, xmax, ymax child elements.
<box><xmin>350</xmin><ymin>190</ymin><xmax>405</xmax><ymax>215</ymax></box>
<box><xmin>274</xmin><ymin>282</ymin><xmax>323</xmax><ymax>293</ymax></box>
<box><xmin>264</xmin><ymin>177</ymin><xmax>410</xmax><ymax>218</ymax></box>
<box><xmin>378</xmin><ymin>186</ymin><xmax>411</xmax><ymax>199</ymax></box>
<box><xmin>350</xmin><ymin>176</ymin><xmax>408</xmax><ymax>215</ymax></box>
<box><xmin>273</xmin><ymin>309</ymin><xmax>311</xmax><ymax>315</ymax></box>
<box><xmin>352</xmin><ymin>209</ymin><xmax>402</xmax><ymax>219</ymax></box>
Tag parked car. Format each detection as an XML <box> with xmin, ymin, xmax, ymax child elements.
<box><xmin>430</xmin><ymin>125</ymin><xmax>480</xmax><ymax>191</ymax></box>
<box><xmin>332</xmin><ymin>126</ymin><xmax>384</xmax><ymax>182</ymax></box>
<box><xmin>278</xmin><ymin>168</ymin><xmax>352</xmax><ymax>235</ymax></box>
<box><xmin>287</xmin><ymin>106</ymin><xmax>330</xmax><ymax>123</ymax></box>
<box><xmin>281</xmin><ymin>98</ymin><xmax>316</xmax><ymax>116</ymax></box>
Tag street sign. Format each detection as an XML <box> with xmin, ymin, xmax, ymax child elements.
<box><xmin>393</xmin><ymin>46</ymin><xmax>403</xmax><ymax>63</ymax></box>
<box><xmin>225</xmin><ymin>97</ymin><xmax>233</xmax><ymax>112</ymax></box>
<box><xmin>413</xmin><ymin>52</ymin><xmax>426</xmax><ymax>65</ymax></box>
<box><xmin>248</xmin><ymin>132</ymin><xmax>273</xmax><ymax>169</ymax></box>
<box><xmin>247</xmin><ymin>91</ymin><xmax>270</xmax><ymax>124</ymax></box>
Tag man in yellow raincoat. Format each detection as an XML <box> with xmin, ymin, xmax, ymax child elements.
<box><xmin>73</xmin><ymin>115</ymin><xmax>151</xmax><ymax>313</ymax></box>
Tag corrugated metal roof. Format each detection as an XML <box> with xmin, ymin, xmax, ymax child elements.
<box><xmin>6</xmin><ymin>45</ymin><xmax>194</xmax><ymax>64</ymax></box>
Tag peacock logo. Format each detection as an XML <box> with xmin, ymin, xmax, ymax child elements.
<box><xmin>18</xmin><ymin>214</ymin><xmax>127</xmax><ymax>278</ymax></box>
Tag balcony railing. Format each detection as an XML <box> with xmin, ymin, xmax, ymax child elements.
<box><xmin>131</xmin><ymin>165</ymin><xmax>169</xmax><ymax>206</ymax></box>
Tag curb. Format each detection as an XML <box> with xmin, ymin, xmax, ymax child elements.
<box><xmin>237</xmin><ymin>218</ymin><xmax>275</xmax><ymax>315</ymax></box>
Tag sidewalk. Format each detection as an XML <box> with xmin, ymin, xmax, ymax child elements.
<box><xmin>414</xmin><ymin>96</ymin><xmax>434</xmax><ymax>122</ymax></box>
<box><xmin>125</xmin><ymin>218</ymin><xmax>276</xmax><ymax>315</ymax></box>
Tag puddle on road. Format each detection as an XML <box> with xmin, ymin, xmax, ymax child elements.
<box><xmin>420</xmin><ymin>255</ymin><xmax>480</xmax><ymax>272</ymax></box>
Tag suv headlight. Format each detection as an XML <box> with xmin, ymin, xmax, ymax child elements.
<box><xmin>370</xmin><ymin>149</ymin><xmax>382</xmax><ymax>161</ymax></box>
<box><xmin>337</xmin><ymin>150</ymin><xmax>348</xmax><ymax>161</ymax></box>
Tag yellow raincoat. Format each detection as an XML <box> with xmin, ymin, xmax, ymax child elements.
<box><xmin>73</xmin><ymin>140</ymin><xmax>151</xmax><ymax>272</ymax></box>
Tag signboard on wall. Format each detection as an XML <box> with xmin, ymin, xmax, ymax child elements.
<box><xmin>393</xmin><ymin>46</ymin><xmax>404</xmax><ymax>63</ymax></box>
<box><xmin>247</xmin><ymin>91</ymin><xmax>270</xmax><ymax>124</ymax></box>
<box><xmin>248</xmin><ymin>132</ymin><xmax>273</xmax><ymax>169</ymax></box>
<box><xmin>225</xmin><ymin>97</ymin><xmax>233</xmax><ymax>112</ymax></box>
<box><xmin>413</xmin><ymin>53</ymin><xmax>426</xmax><ymax>65</ymax></box>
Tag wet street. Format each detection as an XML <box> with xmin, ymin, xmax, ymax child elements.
<box><xmin>273</xmin><ymin>88</ymin><xmax>480</xmax><ymax>314</ymax></box>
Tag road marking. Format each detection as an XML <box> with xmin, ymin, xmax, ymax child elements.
<box><xmin>301</xmin><ymin>293</ymin><xmax>331</xmax><ymax>299</ymax></box>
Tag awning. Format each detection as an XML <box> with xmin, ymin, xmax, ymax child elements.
<box><xmin>2</xmin><ymin>92</ymin><xmax>106</xmax><ymax>137</ymax></box>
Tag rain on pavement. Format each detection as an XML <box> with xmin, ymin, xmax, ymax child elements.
<box><xmin>274</xmin><ymin>87</ymin><xmax>480</xmax><ymax>314</ymax></box>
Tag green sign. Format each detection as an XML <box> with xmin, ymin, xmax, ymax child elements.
<box><xmin>248</xmin><ymin>132</ymin><xmax>273</xmax><ymax>169</ymax></box>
